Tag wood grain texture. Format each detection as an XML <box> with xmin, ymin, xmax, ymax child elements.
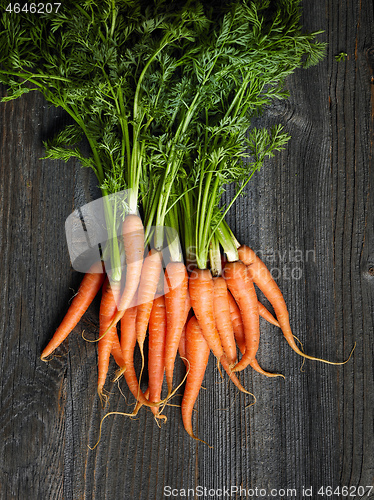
<box><xmin>0</xmin><ymin>0</ymin><xmax>373</xmax><ymax>499</ymax></box>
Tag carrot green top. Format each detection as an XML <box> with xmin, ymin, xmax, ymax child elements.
<box><xmin>0</xmin><ymin>0</ymin><xmax>326</xmax><ymax>271</ymax></box>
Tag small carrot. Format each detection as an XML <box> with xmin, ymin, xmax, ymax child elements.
<box><xmin>132</xmin><ymin>388</ymin><xmax>150</xmax><ymax>417</ymax></box>
<box><xmin>119</xmin><ymin>299</ymin><xmax>160</xmax><ymax>408</ymax></box>
<box><xmin>184</xmin><ymin>289</ymin><xmax>192</xmax><ymax>322</ymax></box>
<box><xmin>41</xmin><ymin>261</ymin><xmax>105</xmax><ymax>360</ymax></box>
<box><xmin>213</xmin><ymin>277</ymin><xmax>237</xmax><ymax>366</ymax></box>
<box><xmin>164</xmin><ymin>262</ymin><xmax>188</xmax><ymax>394</ymax></box>
<box><xmin>178</xmin><ymin>324</ymin><xmax>187</xmax><ymax>366</ymax></box>
<box><xmin>181</xmin><ymin>316</ymin><xmax>211</xmax><ymax>444</ymax></box>
<box><xmin>228</xmin><ymin>291</ymin><xmax>279</xmax><ymax>355</ymax></box>
<box><xmin>136</xmin><ymin>249</ymin><xmax>162</xmax><ymax>354</ymax></box>
<box><xmin>148</xmin><ymin>294</ymin><xmax>167</xmax><ymax>419</ymax></box>
<box><xmin>178</xmin><ymin>291</ymin><xmax>192</xmax><ymax>367</ymax></box>
<box><xmin>189</xmin><ymin>268</ymin><xmax>224</xmax><ymax>359</ymax></box>
<box><xmin>238</xmin><ymin>244</ymin><xmax>311</xmax><ymax>359</ymax></box>
<box><xmin>258</xmin><ymin>301</ymin><xmax>280</xmax><ymax>328</ymax></box>
<box><xmin>224</xmin><ymin>261</ymin><xmax>282</xmax><ymax>378</ymax></box>
<box><xmin>111</xmin><ymin>333</ymin><xmax>125</xmax><ymax>368</ymax></box>
<box><xmin>104</xmin><ymin>214</ymin><xmax>145</xmax><ymax>332</ymax></box>
<box><xmin>189</xmin><ymin>268</ymin><xmax>253</xmax><ymax>394</ymax></box>
<box><xmin>227</xmin><ymin>291</ymin><xmax>246</xmax><ymax>355</ymax></box>
<box><xmin>97</xmin><ymin>280</ymin><xmax>121</xmax><ymax>401</ymax></box>
<box><xmin>238</xmin><ymin>245</ymin><xmax>352</xmax><ymax>365</ymax></box>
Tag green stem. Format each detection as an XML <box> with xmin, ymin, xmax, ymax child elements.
<box><xmin>165</xmin><ymin>199</ymin><xmax>182</xmax><ymax>262</ymax></box>
<box><xmin>63</xmin><ymin>104</ymin><xmax>125</xmax><ymax>280</ymax></box>
<box><xmin>154</xmin><ymin>145</ymin><xmax>186</xmax><ymax>248</ymax></box>
<box><xmin>180</xmin><ymin>188</ymin><xmax>195</xmax><ymax>268</ymax></box>
<box><xmin>118</xmin><ymin>86</ymin><xmax>131</xmax><ymax>174</ymax></box>
<box><xmin>144</xmin><ymin>182</ymin><xmax>162</xmax><ymax>242</ymax></box>
<box><xmin>154</xmin><ymin>44</ymin><xmax>228</xmax><ymax>238</ymax></box>
<box><xmin>0</xmin><ymin>69</ymin><xmax>71</xmax><ymax>83</ymax></box>
<box><xmin>209</xmin><ymin>234</ymin><xmax>222</xmax><ymax>277</ymax></box>
<box><xmin>216</xmin><ymin>220</ymin><xmax>239</xmax><ymax>262</ymax></box>
<box><xmin>110</xmin><ymin>0</ymin><xmax>117</xmax><ymax>38</ymax></box>
<box><xmin>75</xmin><ymin>4</ymin><xmax>107</xmax><ymax>43</ymax></box>
<box><xmin>210</xmin><ymin>165</ymin><xmax>258</xmax><ymax>240</ymax></box>
<box><xmin>221</xmin><ymin>219</ymin><xmax>240</xmax><ymax>249</ymax></box>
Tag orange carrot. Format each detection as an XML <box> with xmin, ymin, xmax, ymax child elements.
<box><xmin>148</xmin><ymin>294</ymin><xmax>167</xmax><ymax>418</ymax></box>
<box><xmin>181</xmin><ymin>316</ymin><xmax>210</xmax><ymax>442</ymax></box>
<box><xmin>224</xmin><ymin>261</ymin><xmax>282</xmax><ymax>378</ymax></box>
<box><xmin>119</xmin><ymin>301</ymin><xmax>138</xmax><ymax>358</ymax></box>
<box><xmin>227</xmin><ymin>291</ymin><xmax>246</xmax><ymax>355</ymax></box>
<box><xmin>105</xmin><ymin>214</ymin><xmax>145</xmax><ymax>331</ymax></box>
<box><xmin>120</xmin><ymin>299</ymin><xmax>159</xmax><ymax>408</ymax></box>
<box><xmin>228</xmin><ymin>290</ymin><xmax>279</xmax><ymax>355</ymax></box>
<box><xmin>41</xmin><ymin>261</ymin><xmax>104</xmax><ymax>360</ymax></box>
<box><xmin>178</xmin><ymin>291</ymin><xmax>192</xmax><ymax>367</ymax></box>
<box><xmin>97</xmin><ymin>280</ymin><xmax>121</xmax><ymax>400</ymax></box>
<box><xmin>189</xmin><ymin>268</ymin><xmax>253</xmax><ymax>394</ymax></box>
<box><xmin>238</xmin><ymin>244</ymin><xmax>304</xmax><ymax>357</ymax></box>
<box><xmin>258</xmin><ymin>302</ymin><xmax>280</xmax><ymax>328</ymax></box>
<box><xmin>164</xmin><ymin>262</ymin><xmax>188</xmax><ymax>394</ymax></box>
<box><xmin>189</xmin><ymin>268</ymin><xmax>224</xmax><ymax>359</ymax></box>
<box><xmin>111</xmin><ymin>332</ymin><xmax>125</xmax><ymax>368</ymax></box>
<box><xmin>132</xmin><ymin>388</ymin><xmax>150</xmax><ymax>417</ymax></box>
<box><xmin>213</xmin><ymin>277</ymin><xmax>237</xmax><ymax>365</ymax></box>
<box><xmin>238</xmin><ymin>244</ymin><xmax>349</xmax><ymax>365</ymax></box>
<box><xmin>184</xmin><ymin>288</ymin><xmax>191</xmax><ymax>321</ymax></box>
<box><xmin>136</xmin><ymin>249</ymin><xmax>162</xmax><ymax>354</ymax></box>
<box><xmin>178</xmin><ymin>324</ymin><xmax>187</xmax><ymax>365</ymax></box>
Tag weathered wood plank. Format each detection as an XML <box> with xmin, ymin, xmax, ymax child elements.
<box><xmin>0</xmin><ymin>93</ymin><xmax>74</xmax><ymax>499</ymax></box>
<box><xmin>326</xmin><ymin>0</ymin><xmax>374</xmax><ymax>491</ymax></box>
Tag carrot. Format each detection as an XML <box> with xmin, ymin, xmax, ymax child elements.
<box><xmin>227</xmin><ymin>291</ymin><xmax>246</xmax><ymax>355</ymax></box>
<box><xmin>97</xmin><ymin>280</ymin><xmax>121</xmax><ymax>401</ymax></box>
<box><xmin>181</xmin><ymin>316</ymin><xmax>211</xmax><ymax>443</ymax></box>
<box><xmin>119</xmin><ymin>299</ymin><xmax>160</xmax><ymax>408</ymax></box>
<box><xmin>148</xmin><ymin>294</ymin><xmax>167</xmax><ymax>419</ymax></box>
<box><xmin>111</xmin><ymin>333</ymin><xmax>125</xmax><ymax>368</ymax></box>
<box><xmin>104</xmin><ymin>214</ymin><xmax>145</xmax><ymax>332</ymax></box>
<box><xmin>213</xmin><ymin>277</ymin><xmax>237</xmax><ymax>365</ymax></box>
<box><xmin>258</xmin><ymin>301</ymin><xmax>280</xmax><ymax>328</ymax></box>
<box><xmin>189</xmin><ymin>268</ymin><xmax>254</xmax><ymax>394</ymax></box>
<box><xmin>136</xmin><ymin>249</ymin><xmax>162</xmax><ymax>354</ymax></box>
<box><xmin>164</xmin><ymin>262</ymin><xmax>188</xmax><ymax>394</ymax></box>
<box><xmin>178</xmin><ymin>291</ymin><xmax>192</xmax><ymax>367</ymax></box>
<box><xmin>184</xmin><ymin>289</ymin><xmax>191</xmax><ymax>322</ymax></box>
<box><xmin>238</xmin><ymin>244</ymin><xmax>352</xmax><ymax>365</ymax></box>
<box><xmin>178</xmin><ymin>324</ymin><xmax>187</xmax><ymax>365</ymax></box>
<box><xmin>228</xmin><ymin>290</ymin><xmax>279</xmax><ymax>355</ymax></box>
<box><xmin>238</xmin><ymin>244</ymin><xmax>308</xmax><ymax>359</ymax></box>
<box><xmin>40</xmin><ymin>261</ymin><xmax>105</xmax><ymax>360</ymax></box>
<box><xmin>224</xmin><ymin>261</ymin><xmax>283</xmax><ymax>378</ymax></box>
<box><xmin>132</xmin><ymin>388</ymin><xmax>150</xmax><ymax>417</ymax></box>
<box><xmin>189</xmin><ymin>268</ymin><xmax>224</xmax><ymax>358</ymax></box>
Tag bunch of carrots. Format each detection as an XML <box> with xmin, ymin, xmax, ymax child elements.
<box><xmin>0</xmin><ymin>0</ymin><xmax>354</xmax><ymax>443</ymax></box>
<box><xmin>40</xmin><ymin>215</ymin><xmax>352</xmax><ymax>442</ymax></box>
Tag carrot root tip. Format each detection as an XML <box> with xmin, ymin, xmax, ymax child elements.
<box><xmin>187</xmin><ymin>432</ymin><xmax>213</xmax><ymax>448</ymax></box>
<box><xmin>153</xmin><ymin>414</ymin><xmax>168</xmax><ymax>427</ymax></box>
<box><xmin>89</xmin><ymin>409</ymin><xmax>144</xmax><ymax>450</ymax></box>
<box><xmin>98</xmin><ymin>388</ymin><xmax>109</xmax><ymax>408</ymax></box>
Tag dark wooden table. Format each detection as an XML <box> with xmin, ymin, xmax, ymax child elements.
<box><xmin>1</xmin><ymin>1</ymin><xmax>373</xmax><ymax>499</ymax></box>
